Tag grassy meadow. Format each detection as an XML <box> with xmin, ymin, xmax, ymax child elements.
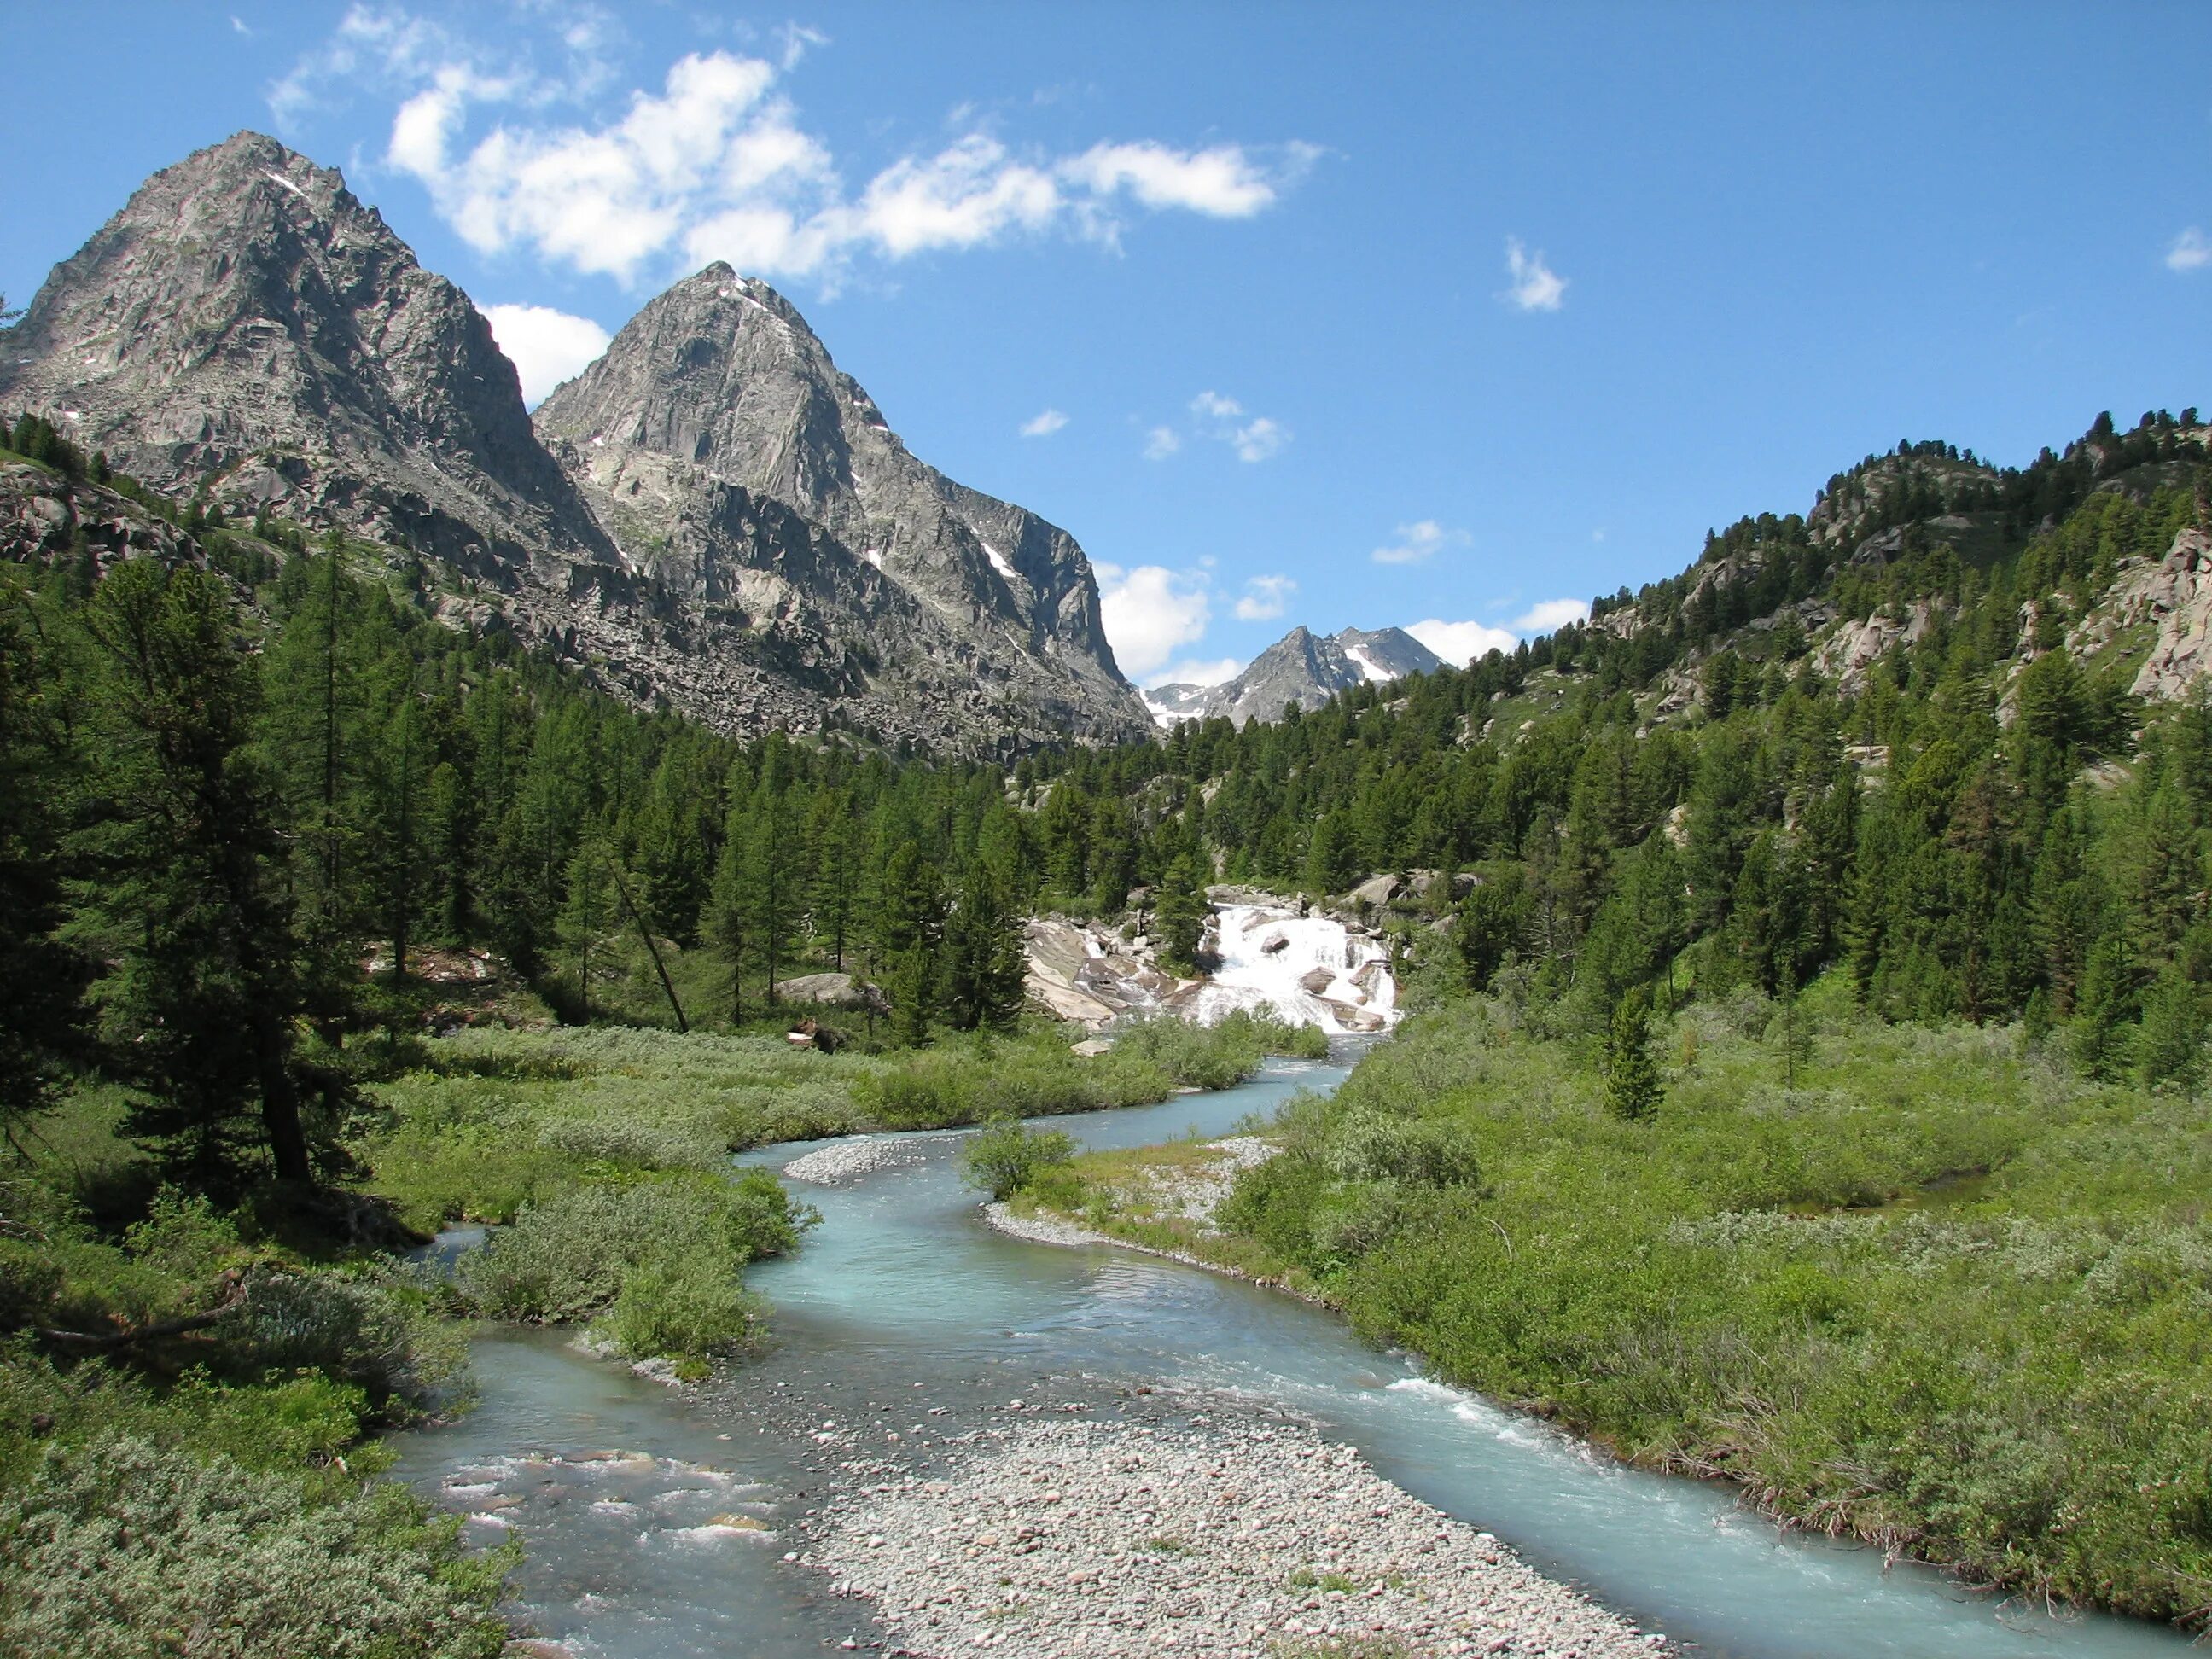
<box><xmin>1034</xmin><ymin>976</ymin><xmax>2212</xmax><ymax>1627</ymax></box>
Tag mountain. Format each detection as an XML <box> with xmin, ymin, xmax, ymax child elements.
<box><xmin>1144</xmin><ymin>625</ymin><xmax>1446</xmax><ymax>727</ymax></box>
<box><xmin>533</xmin><ymin>265</ymin><xmax>1144</xmax><ymax>752</ymax></box>
<box><xmin>0</xmin><ymin>132</ymin><xmax>1149</xmax><ymax>755</ymax></box>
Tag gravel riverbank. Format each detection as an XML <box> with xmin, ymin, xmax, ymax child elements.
<box><xmin>783</xmin><ymin>1135</ymin><xmax>930</xmax><ymax>1185</ymax></box>
<box><xmin>806</xmin><ymin>1408</ymin><xmax>1663</xmax><ymax>1657</ymax></box>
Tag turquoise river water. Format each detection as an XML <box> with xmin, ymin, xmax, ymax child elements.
<box><xmin>393</xmin><ymin>1050</ymin><xmax>2195</xmax><ymax>1658</ymax></box>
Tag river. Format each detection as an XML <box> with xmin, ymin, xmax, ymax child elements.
<box><xmin>393</xmin><ymin>1049</ymin><xmax>2193</xmax><ymax>1658</ymax></box>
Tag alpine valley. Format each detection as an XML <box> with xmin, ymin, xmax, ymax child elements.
<box><xmin>4</xmin><ymin>119</ymin><xmax>2212</xmax><ymax>1659</ymax></box>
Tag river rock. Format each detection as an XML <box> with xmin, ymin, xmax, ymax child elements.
<box><xmin>808</xmin><ymin>1412</ymin><xmax>1658</xmax><ymax>1657</ymax></box>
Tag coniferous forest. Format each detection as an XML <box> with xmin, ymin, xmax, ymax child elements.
<box><xmin>3</xmin><ymin>405</ymin><xmax>2211</xmax><ymax>1642</ymax></box>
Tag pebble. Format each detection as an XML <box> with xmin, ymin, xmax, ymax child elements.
<box><xmin>807</xmin><ymin>1411</ymin><xmax>1659</xmax><ymax>1658</ymax></box>
<box><xmin>783</xmin><ymin>1137</ymin><xmax>925</xmax><ymax>1185</ymax></box>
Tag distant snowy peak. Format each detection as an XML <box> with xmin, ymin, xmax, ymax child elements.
<box><xmin>1144</xmin><ymin>626</ymin><xmax>1446</xmax><ymax>729</ymax></box>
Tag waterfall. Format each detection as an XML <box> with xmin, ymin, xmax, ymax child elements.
<box><xmin>1184</xmin><ymin>904</ymin><xmax>1400</xmax><ymax>1031</ymax></box>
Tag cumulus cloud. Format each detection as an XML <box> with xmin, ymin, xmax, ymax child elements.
<box><xmin>1502</xmin><ymin>236</ymin><xmax>1567</xmax><ymax>311</ymax></box>
<box><xmin>1234</xmin><ymin>574</ymin><xmax>1295</xmax><ymax>621</ymax></box>
<box><xmin>1370</xmin><ymin>520</ymin><xmax>1467</xmax><ymax>565</ymax></box>
<box><xmin>1096</xmin><ymin>561</ymin><xmax>1212</xmax><ymax>682</ymax></box>
<box><xmin>281</xmin><ymin>10</ymin><xmax>1314</xmax><ymax>288</ymax></box>
<box><xmin>481</xmin><ymin>302</ymin><xmax>612</xmax><ymax>405</ymax></box>
<box><xmin>1407</xmin><ymin>596</ymin><xmax>1590</xmax><ymax>667</ymax></box>
<box><xmin>1163</xmin><ymin>390</ymin><xmax>1289</xmax><ymax>463</ymax></box>
<box><xmin>1020</xmin><ymin>407</ymin><xmax>1069</xmax><ymax>438</ymax></box>
<box><xmin>2168</xmin><ymin>228</ymin><xmax>2211</xmax><ymax>272</ymax></box>
<box><xmin>1406</xmin><ymin>619</ymin><xmax>1519</xmax><ymax>667</ymax></box>
<box><xmin>1511</xmin><ymin>597</ymin><xmax>1592</xmax><ymax>632</ymax></box>
<box><xmin>1231</xmin><ymin>416</ymin><xmax>1286</xmax><ymax>463</ymax></box>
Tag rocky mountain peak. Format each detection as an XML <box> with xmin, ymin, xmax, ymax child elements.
<box><xmin>0</xmin><ymin>131</ymin><xmax>609</xmax><ymax>577</ymax></box>
<box><xmin>535</xmin><ymin>264</ymin><xmax>1145</xmax><ymax>742</ymax></box>
<box><xmin>1145</xmin><ymin>625</ymin><xmax>1446</xmax><ymax>728</ymax></box>
<box><xmin>4</xmin><ymin>137</ymin><xmax>1150</xmax><ymax>754</ymax></box>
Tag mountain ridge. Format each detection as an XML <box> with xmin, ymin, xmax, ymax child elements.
<box><xmin>0</xmin><ymin>131</ymin><xmax>1150</xmax><ymax>756</ymax></box>
<box><xmin>1145</xmin><ymin>625</ymin><xmax>1446</xmax><ymax>727</ymax></box>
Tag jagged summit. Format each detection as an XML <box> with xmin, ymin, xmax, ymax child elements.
<box><xmin>0</xmin><ymin>131</ymin><xmax>611</xmax><ymax>578</ymax></box>
<box><xmin>533</xmin><ymin>263</ymin><xmax>1145</xmax><ymax>748</ymax></box>
<box><xmin>1146</xmin><ymin>625</ymin><xmax>1446</xmax><ymax>727</ymax></box>
<box><xmin>1</xmin><ymin>138</ymin><xmax>1149</xmax><ymax>754</ymax></box>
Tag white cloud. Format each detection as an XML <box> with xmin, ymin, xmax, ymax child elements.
<box><xmin>1502</xmin><ymin>236</ymin><xmax>1568</xmax><ymax>311</ymax></box>
<box><xmin>481</xmin><ymin>302</ymin><xmax>612</xmax><ymax>405</ymax></box>
<box><xmin>1097</xmin><ymin>561</ymin><xmax>1212</xmax><ymax>683</ymax></box>
<box><xmin>1371</xmin><ymin>519</ymin><xmax>1467</xmax><ymax>565</ymax></box>
<box><xmin>1406</xmin><ymin>619</ymin><xmax>1519</xmax><ymax>667</ymax></box>
<box><xmin>232</xmin><ymin>15</ymin><xmax>253</xmax><ymax>36</ymax></box>
<box><xmin>1231</xmin><ymin>416</ymin><xmax>1287</xmax><ymax>463</ymax></box>
<box><xmin>1020</xmin><ymin>407</ymin><xmax>1069</xmax><ymax>438</ymax></box>
<box><xmin>1511</xmin><ymin>597</ymin><xmax>1592</xmax><ymax>632</ymax></box>
<box><xmin>288</xmin><ymin>12</ymin><xmax>1315</xmax><ymax>288</ymax></box>
<box><xmin>1153</xmin><ymin>655</ymin><xmax>1244</xmax><ymax>689</ymax></box>
<box><xmin>2168</xmin><ymin>228</ymin><xmax>2211</xmax><ymax>272</ymax></box>
<box><xmin>1168</xmin><ymin>390</ymin><xmax>1288</xmax><ymax>463</ymax></box>
<box><xmin>1062</xmin><ymin>141</ymin><xmax>1300</xmax><ymax>218</ymax></box>
<box><xmin>1234</xmin><ymin>574</ymin><xmax>1295</xmax><ymax>621</ymax></box>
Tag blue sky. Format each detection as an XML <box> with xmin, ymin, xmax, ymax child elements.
<box><xmin>4</xmin><ymin>3</ymin><xmax>2208</xmax><ymax>687</ymax></box>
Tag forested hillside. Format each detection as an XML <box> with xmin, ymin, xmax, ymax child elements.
<box><xmin>1021</xmin><ymin>410</ymin><xmax>2209</xmax><ymax>1074</ymax></box>
<box><xmin>4</xmin><ymin>399</ymin><xmax>2210</xmax><ymax>1640</ymax></box>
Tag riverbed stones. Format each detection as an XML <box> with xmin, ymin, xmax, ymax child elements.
<box><xmin>783</xmin><ymin>1137</ymin><xmax>926</xmax><ymax>1185</ymax></box>
<box><xmin>807</xmin><ymin>1413</ymin><xmax>1657</xmax><ymax>1657</ymax></box>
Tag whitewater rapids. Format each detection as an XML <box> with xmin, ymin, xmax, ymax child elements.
<box><xmin>1185</xmin><ymin>903</ymin><xmax>1400</xmax><ymax>1031</ymax></box>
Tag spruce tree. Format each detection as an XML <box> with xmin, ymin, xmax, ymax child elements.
<box><xmin>0</xmin><ymin>584</ymin><xmax>90</xmax><ymax>1142</ymax></box>
<box><xmin>946</xmin><ymin>859</ymin><xmax>1027</xmax><ymax>1031</ymax></box>
<box><xmin>1154</xmin><ymin>851</ymin><xmax>1209</xmax><ymax>975</ymax></box>
<box><xmin>79</xmin><ymin>559</ymin><xmax>316</xmax><ymax>1188</ymax></box>
<box><xmin>1602</xmin><ymin>986</ymin><xmax>1664</xmax><ymax>1121</ymax></box>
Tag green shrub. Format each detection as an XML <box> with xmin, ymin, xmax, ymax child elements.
<box><xmin>457</xmin><ymin>1170</ymin><xmax>812</xmax><ymax>1360</ymax></box>
<box><xmin>0</xmin><ymin>1434</ymin><xmax>510</xmax><ymax>1659</ymax></box>
<box><xmin>222</xmin><ymin>1272</ymin><xmax>468</xmax><ymax>1414</ymax></box>
<box><xmin>961</xmin><ymin>1119</ymin><xmax>1077</xmax><ymax>1201</ymax></box>
<box><xmin>602</xmin><ymin>1256</ymin><xmax>764</xmax><ymax>1363</ymax></box>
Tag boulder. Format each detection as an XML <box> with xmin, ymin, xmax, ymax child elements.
<box><xmin>1348</xmin><ymin>873</ymin><xmax>1402</xmax><ymax>908</ymax></box>
<box><xmin>1069</xmin><ymin>1039</ymin><xmax>1113</xmax><ymax>1057</ymax></box>
<box><xmin>778</xmin><ymin>972</ymin><xmax>884</xmax><ymax>1013</ymax></box>
<box><xmin>1298</xmin><ymin>968</ymin><xmax>1336</xmax><ymax>995</ymax></box>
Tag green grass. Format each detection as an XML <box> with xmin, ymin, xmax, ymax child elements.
<box><xmin>1194</xmin><ymin>976</ymin><xmax>2212</xmax><ymax>1627</ymax></box>
<box><xmin>354</xmin><ymin>1012</ymin><xmax>1324</xmax><ymax>1231</ymax></box>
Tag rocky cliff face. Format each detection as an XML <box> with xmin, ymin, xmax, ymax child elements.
<box><xmin>0</xmin><ymin>134</ymin><xmax>1148</xmax><ymax>755</ymax></box>
<box><xmin>533</xmin><ymin>266</ymin><xmax>1148</xmax><ymax>750</ymax></box>
<box><xmin>1146</xmin><ymin>626</ymin><xmax>1445</xmax><ymax>727</ymax></box>
<box><xmin>0</xmin><ymin>132</ymin><xmax>611</xmax><ymax>584</ymax></box>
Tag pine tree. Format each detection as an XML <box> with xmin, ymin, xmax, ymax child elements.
<box><xmin>0</xmin><ymin>584</ymin><xmax>90</xmax><ymax>1141</ymax></box>
<box><xmin>946</xmin><ymin>859</ymin><xmax>1027</xmax><ymax>1031</ymax></box>
<box><xmin>1154</xmin><ymin>850</ymin><xmax>1209</xmax><ymax>975</ymax></box>
<box><xmin>2069</xmin><ymin>935</ymin><xmax>2134</xmax><ymax>1082</ymax></box>
<box><xmin>79</xmin><ymin>560</ymin><xmax>317</xmax><ymax>1188</ymax></box>
<box><xmin>1602</xmin><ymin>986</ymin><xmax>1663</xmax><ymax>1121</ymax></box>
<box><xmin>707</xmin><ymin>813</ymin><xmax>751</xmax><ymax>1026</ymax></box>
<box><xmin>2136</xmin><ymin>964</ymin><xmax>2205</xmax><ymax>1091</ymax></box>
<box><xmin>1457</xmin><ymin>868</ymin><xmax>1528</xmax><ymax>992</ymax></box>
<box><xmin>560</xmin><ymin>835</ymin><xmax>614</xmax><ymax>1021</ymax></box>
